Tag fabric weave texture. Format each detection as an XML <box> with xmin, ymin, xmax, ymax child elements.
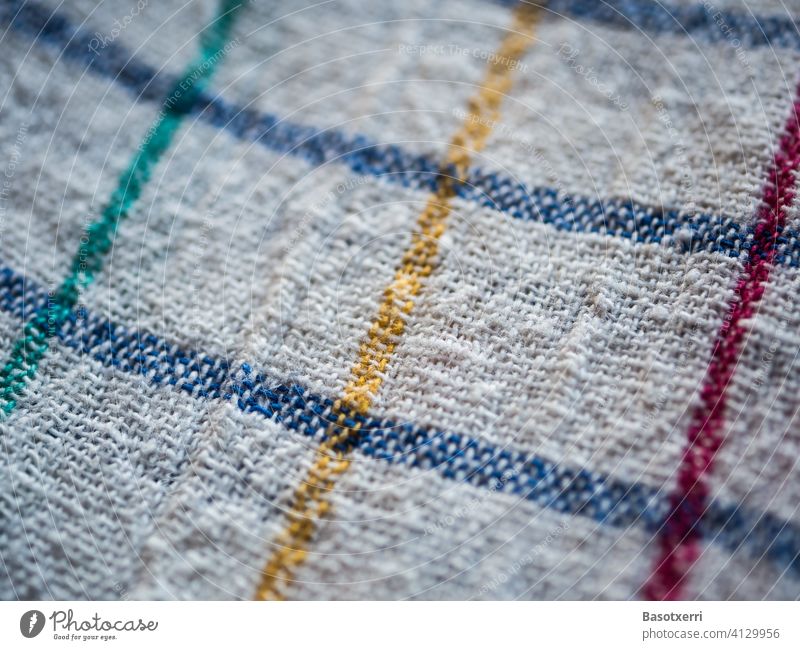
<box><xmin>1</xmin><ymin>0</ymin><xmax>800</xmax><ymax>600</ymax></box>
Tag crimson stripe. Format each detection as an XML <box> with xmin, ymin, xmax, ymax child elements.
<box><xmin>644</xmin><ymin>80</ymin><xmax>800</xmax><ymax>600</ymax></box>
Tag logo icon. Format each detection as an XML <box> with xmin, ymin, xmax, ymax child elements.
<box><xmin>20</xmin><ymin>610</ymin><xmax>45</xmax><ymax>638</ymax></box>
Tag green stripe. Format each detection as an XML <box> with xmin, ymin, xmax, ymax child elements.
<box><xmin>0</xmin><ymin>0</ymin><xmax>243</xmax><ymax>416</ymax></box>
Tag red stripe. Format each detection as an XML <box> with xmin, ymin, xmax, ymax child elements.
<box><xmin>644</xmin><ymin>81</ymin><xmax>800</xmax><ymax>600</ymax></box>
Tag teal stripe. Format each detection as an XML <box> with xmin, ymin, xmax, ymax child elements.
<box><xmin>0</xmin><ymin>0</ymin><xmax>244</xmax><ymax>416</ymax></box>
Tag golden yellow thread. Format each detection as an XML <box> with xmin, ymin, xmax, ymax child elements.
<box><xmin>254</xmin><ymin>3</ymin><xmax>540</xmax><ymax>601</ymax></box>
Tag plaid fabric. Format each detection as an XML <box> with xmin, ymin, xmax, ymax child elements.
<box><xmin>1</xmin><ymin>0</ymin><xmax>800</xmax><ymax>600</ymax></box>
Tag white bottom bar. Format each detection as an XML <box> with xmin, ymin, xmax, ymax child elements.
<box><xmin>1</xmin><ymin>601</ymin><xmax>797</xmax><ymax>649</ymax></box>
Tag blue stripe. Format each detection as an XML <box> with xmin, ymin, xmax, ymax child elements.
<box><xmin>1</xmin><ymin>265</ymin><xmax>798</xmax><ymax>578</ymax></box>
<box><xmin>0</xmin><ymin>0</ymin><xmax>172</xmax><ymax>101</ymax></box>
<box><xmin>507</xmin><ymin>0</ymin><xmax>800</xmax><ymax>50</ymax></box>
<box><xmin>6</xmin><ymin>0</ymin><xmax>800</xmax><ymax>266</ymax></box>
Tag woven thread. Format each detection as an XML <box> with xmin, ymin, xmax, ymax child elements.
<box><xmin>8</xmin><ymin>1</ymin><xmax>800</xmax><ymax>265</ymax></box>
<box><xmin>0</xmin><ymin>0</ymin><xmax>243</xmax><ymax>416</ymax></box>
<box><xmin>644</xmin><ymin>78</ymin><xmax>800</xmax><ymax>600</ymax></box>
<box><xmin>2</xmin><ymin>261</ymin><xmax>799</xmax><ymax>590</ymax></box>
<box><xmin>253</xmin><ymin>2</ymin><xmax>542</xmax><ymax>600</ymax></box>
<box><xmin>3</xmin><ymin>0</ymin><xmax>800</xmax><ymax>600</ymax></box>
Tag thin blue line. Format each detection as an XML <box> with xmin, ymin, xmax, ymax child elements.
<box><xmin>503</xmin><ymin>0</ymin><xmax>800</xmax><ymax>50</ymax></box>
<box><xmin>1</xmin><ymin>265</ymin><xmax>797</xmax><ymax>579</ymax></box>
<box><xmin>5</xmin><ymin>0</ymin><xmax>800</xmax><ymax>266</ymax></box>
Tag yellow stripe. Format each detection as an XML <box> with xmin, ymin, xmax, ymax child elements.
<box><xmin>254</xmin><ymin>3</ymin><xmax>541</xmax><ymax>601</ymax></box>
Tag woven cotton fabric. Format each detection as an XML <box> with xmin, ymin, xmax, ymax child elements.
<box><xmin>2</xmin><ymin>0</ymin><xmax>800</xmax><ymax>600</ymax></box>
